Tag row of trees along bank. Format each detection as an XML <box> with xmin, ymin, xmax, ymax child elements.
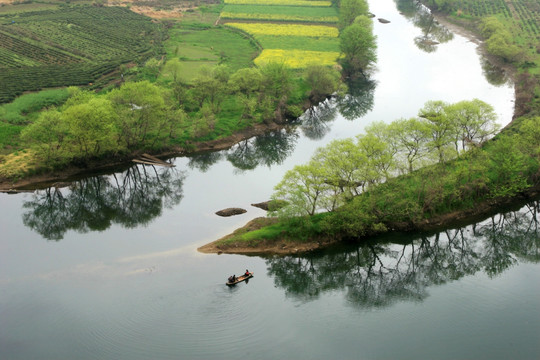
<box><xmin>268</xmin><ymin>100</ymin><xmax>540</xmax><ymax>240</ymax></box>
<box><xmin>10</xmin><ymin>62</ymin><xmax>343</xmax><ymax>176</ymax></box>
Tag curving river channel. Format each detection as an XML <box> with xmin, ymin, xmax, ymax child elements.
<box><xmin>1</xmin><ymin>0</ymin><xmax>539</xmax><ymax>359</ymax></box>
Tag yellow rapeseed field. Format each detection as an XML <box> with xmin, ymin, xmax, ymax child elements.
<box><xmin>224</xmin><ymin>0</ymin><xmax>331</xmax><ymax>6</ymax></box>
<box><xmin>254</xmin><ymin>49</ymin><xmax>339</xmax><ymax>68</ymax></box>
<box><xmin>226</xmin><ymin>22</ymin><xmax>338</xmax><ymax>37</ymax></box>
<box><xmin>221</xmin><ymin>12</ymin><xmax>338</xmax><ymax>23</ymax></box>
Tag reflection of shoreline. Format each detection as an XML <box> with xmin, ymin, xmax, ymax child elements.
<box><xmin>265</xmin><ymin>200</ymin><xmax>540</xmax><ymax>308</ymax></box>
<box><xmin>199</xmin><ymin>184</ymin><xmax>540</xmax><ymax>256</ymax></box>
<box><xmin>22</xmin><ymin>166</ymin><xmax>186</xmax><ymax>240</ymax></box>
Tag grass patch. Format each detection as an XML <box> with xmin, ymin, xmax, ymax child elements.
<box><xmin>221</xmin><ymin>12</ymin><xmax>338</xmax><ymax>22</ymax></box>
<box><xmin>0</xmin><ymin>121</ymin><xmax>23</xmax><ymax>153</ymax></box>
<box><xmin>163</xmin><ymin>25</ymin><xmax>259</xmax><ymax>83</ymax></box>
<box><xmin>0</xmin><ymin>88</ymin><xmax>68</xmax><ymax>125</ymax></box>
<box><xmin>225</xmin><ymin>0</ymin><xmax>332</xmax><ymax>7</ymax></box>
<box><xmin>223</xmin><ymin>4</ymin><xmax>338</xmax><ymax>17</ymax></box>
<box><xmin>256</xmin><ymin>34</ymin><xmax>340</xmax><ymax>52</ymax></box>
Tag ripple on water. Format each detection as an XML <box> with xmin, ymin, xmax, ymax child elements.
<box><xmin>66</xmin><ymin>279</ymin><xmax>271</xmax><ymax>359</ymax></box>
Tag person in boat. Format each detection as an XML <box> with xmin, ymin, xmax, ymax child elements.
<box><xmin>228</xmin><ymin>275</ymin><xmax>233</xmax><ymax>283</ymax></box>
<box><xmin>244</xmin><ymin>269</ymin><xmax>250</xmax><ymax>277</ymax></box>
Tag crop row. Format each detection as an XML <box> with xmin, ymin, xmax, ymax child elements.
<box><xmin>0</xmin><ymin>47</ymin><xmax>38</xmax><ymax>67</ymax></box>
<box><xmin>221</xmin><ymin>12</ymin><xmax>338</xmax><ymax>22</ymax></box>
<box><xmin>226</xmin><ymin>22</ymin><xmax>338</xmax><ymax>37</ymax></box>
<box><xmin>224</xmin><ymin>0</ymin><xmax>332</xmax><ymax>7</ymax></box>
<box><xmin>222</xmin><ymin>4</ymin><xmax>338</xmax><ymax>17</ymax></box>
<box><xmin>0</xmin><ymin>30</ymin><xmax>81</xmax><ymax>65</ymax></box>
<box><xmin>254</xmin><ymin>49</ymin><xmax>339</xmax><ymax>68</ymax></box>
<box><xmin>0</xmin><ymin>62</ymin><xmax>123</xmax><ymax>103</ymax></box>
<box><xmin>453</xmin><ymin>0</ymin><xmax>511</xmax><ymax>17</ymax></box>
<box><xmin>0</xmin><ymin>6</ymin><xmax>165</xmax><ymax>103</ymax></box>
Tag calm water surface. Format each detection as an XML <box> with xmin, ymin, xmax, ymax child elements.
<box><xmin>1</xmin><ymin>0</ymin><xmax>539</xmax><ymax>359</ymax></box>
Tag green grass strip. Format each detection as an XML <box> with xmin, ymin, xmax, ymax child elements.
<box><xmin>255</xmin><ymin>34</ymin><xmax>340</xmax><ymax>52</ymax></box>
<box><xmin>221</xmin><ymin>12</ymin><xmax>338</xmax><ymax>22</ymax></box>
<box><xmin>222</xmin><ymin>4</ymin><xmax>338</xmax><ymax>17</ymax></box>
<box><xmin>224</xmin><ymin>0</ymin><xmax>332</xmax><ymax>7</ymax></box>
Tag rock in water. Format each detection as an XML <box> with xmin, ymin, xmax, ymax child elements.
<box><xmin>215</xmin><ymin>208</ymin><xmax>247</xmax><ymax>217</ymax></box>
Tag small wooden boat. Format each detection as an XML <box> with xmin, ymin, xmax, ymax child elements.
<box><xmin>226</xmin><ymin>272</ymin><xmax>253</xmax><ymax>286</ymax></box>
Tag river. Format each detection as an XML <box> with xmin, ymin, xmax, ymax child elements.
<box><xmin>1</xmin><ymin>0</ymin><xmax>539</xmax><ymax>359</ymax></box>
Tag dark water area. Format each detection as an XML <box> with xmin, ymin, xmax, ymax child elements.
<box><xmin>1</xmin><ymin>0</ymin><xmax>538</xmax><ymax>359</ymax></box>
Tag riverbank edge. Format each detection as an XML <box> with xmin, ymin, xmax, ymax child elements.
<box><xmin>198</xmin><ymin>7</ymin><xmax>537</xmax><ymax>256</ymax></box>
<box><xmin>0</xmin><ymin>109</ymin><xmax>299</xmax><ymax>191</ymax></box>
<box><xmin>198</xmin><ymin>182</ymin><xmax>540</xmax><ymax>256</ymax></box>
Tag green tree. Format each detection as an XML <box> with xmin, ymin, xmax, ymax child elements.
<box><xmin>338</xmin><ymin>0</ymin><xmax>369</xmax><ymax>30</ymax></box>
<box><xmin>387</xmin><ymin>117</ymin><xmax>431</xmax><ymax>173</ymax></box>
<box><xmin>21</xmin><ymin>109</ymin><xmax>68</xmax><ymax>163</ymax></box>
<box><xmin>108</xmin><ymin>81</ymin><xmax>169</xmax><ymax>149</ymax></box>
<box><xmin>312</xmin><ymin>138</ymin><xmax>368</xmax><ymax>198</ymax></box>
<box><xmin>305</xmin><ymin>65</ymin><xmax>341</xmax><ymax>102</ymax></box>
<box><xmin>418</xmin><ymin>100</ymin><xmax>456</xmax><ymax>163</ymax></box>
<box><xmin>272</xmin><ymin>161</ymin><xmax>329</xmax><ymax>217</ymax></box>
<box><xmin>339</xmin><ymin>21</ymin><xmax>377</xmax><ymax>78</ymax></box>
<box><xmin>446</xmin><ymin>99</ymin><xmax>499</xmax><ymax>152</ymax></box>
<box><xmin>62</xmin><ymin>97</ymin><xmax>117</xmax><ymax>158</ymax></box>
<box><xmin>228</xmin><ymin>67</ymin><xmax>263</xmax><ymax>96</ymax></box>
<box><xmin>486</xmin><ymin>134</ymin><xmax>531</xmax><ymax>197</ymax></box>
<box><xmin>229</xmin><ymin>67</ymin><xmax>264</xmax><ymax>124</ymax></box>
<box><xmin>517</xmin><ymin>117</ymin><xmax>540</xmax><ymax>158</ymax></box>
<box><xmin>480</xmin><ymin>17</ymin><xmax>522</xmax><ymax>62</ymax></box>
<box><xmin>260</xmin><ymin>62</ymin><xmax>294</xmax><ymax>123</ymax></box>
<box><xmin>260</xmin><ymin>62</ymin><xmax>292</xmax><ymax>101</ymax></box>
<box><xmin>142</xmin><ymin>58</ymin><xmax>161</xmax><ymax>81</ymax></box>
<box><xmin>164</xmin><ymin>58</ymin><xmax>183</xmax><ymax>83</ymax></box>
<box><xmin>190</xmin><ymin>65</ymin><xmax>230</xmax><ymax>113</ymax></box>
<box><xmin>356</xmin><ymin>133</ymin><xmax>394</xmax><ymax>184</ymax></box>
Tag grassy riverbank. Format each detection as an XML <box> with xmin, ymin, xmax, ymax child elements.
<box><xmin>200</xmin><ymin>0</ymin><xmax>540</xmax><ymax>255</ymax></box>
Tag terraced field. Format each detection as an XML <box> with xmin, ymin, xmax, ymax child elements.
<box><xmin>450</xmin><ymin>0</ymin><xmax>540</xmax><ymax>65</ymax></box>
<box><xmin>221</xmin><ymin>0</ymin><xmax>340</xmax><ymax>68</ymax></box>
<box><xmin>0</xmin><ymin>6</ymin><xmax>166</xmax><ymax>103</ymax></box>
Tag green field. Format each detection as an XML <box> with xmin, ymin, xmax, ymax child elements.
<box><xmin>162</xmin><ymin>25</ymin><xmax>259</xmax><ymax>83</ymax></box>
<box><xmin>220</xmin><ymin>0</ymin><xmax>340</xmax><ymax>68</ymax></box>
<box><xmin>222</xmin><ymin>4</ymin><xmax>338</xmax><ymax>22</ymax></box>
<box><xmin>0</xmin><ymin>6</ymin><xmax>166</xmax><ymax>103</ymax></box>
<box><xmin>253</xmin><ymin>34</ymin><xmax>340</xmax><ymax>51</ymax></box>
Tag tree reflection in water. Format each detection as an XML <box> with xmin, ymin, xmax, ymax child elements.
<box><xmin>188</xmin><ymin>152</ymin><xmax>223</xmax><ymax>173</ymax></box>
<box><xmin>22</xmin><ymin>165</ymin><xmax>186</xmax><ymax>240</ymax></box>
<box><xmin>336</xmin><ymin>78</ymin><xmax>376</xmax><ymax>121</ymax></box>
<box><xmin>395</xmin><ymin>0</ymin><xmax>453</xmax><ymax>53</ymax></box>
<box><xmin>226</xmin><ymin>129</ymin><xmax>299</xmax><ymax>171</ymax></box>
<box><xmin>266</xmin><ymin>201</ymin><xmax>539</xmax><ymax>308</ymax></box>
<box><xmin>299</xmin><ymin>100</ymin><xmax>338</xmax><ymax>140</ymax></box>
<box><xmin>480</xmin><ymin>57</ymin><xmax>509</xmax><ymax>86</ymax></box>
